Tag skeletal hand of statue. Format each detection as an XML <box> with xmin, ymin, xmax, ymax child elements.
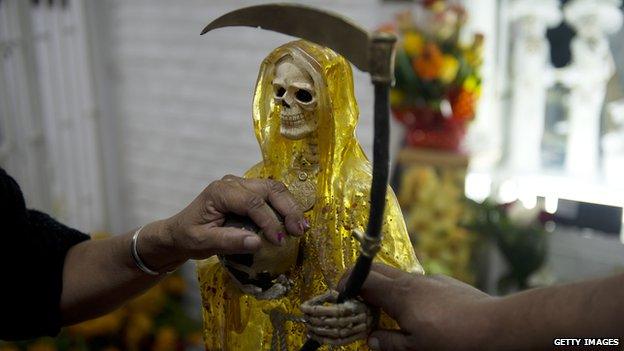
<box><xmin>232</xmin><ymin>273</ymin><xmax>293</xmax><ymax>300</ymax></box>
<box><xmin>300</xmin><ymin>290</ymin><xmax>374</xmax><ymax>346</ymax></box>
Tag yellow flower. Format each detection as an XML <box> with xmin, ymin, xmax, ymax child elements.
<box><xmin>390</xmin><ymin>89</ymin><xmax>405</xmax><ymax>107</ymax></box>
<box><xmin>439</xmin><ymin>55</ymin><xmax>460</xmax><ymax>83</ymax></box>
<box><xmin>403</xmin><ymin>31</ymin><xmax>424</xmax><ymax>57</ymax></box>
<box><xmin>463</xmin><ymin>75</ymin><xmax>478</xmax><ymax>92</ymax></box>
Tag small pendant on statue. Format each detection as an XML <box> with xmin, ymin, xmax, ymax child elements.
<box><xmin>286</xmin><ymin>170</ymin><xmax>317</xmax><ymax>212</ymax></box>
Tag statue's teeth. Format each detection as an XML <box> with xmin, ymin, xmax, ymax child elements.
<box><xmin>282</xmin><ymin>113</ymin><xmax>305</xmax><ymax>126</ymax></box>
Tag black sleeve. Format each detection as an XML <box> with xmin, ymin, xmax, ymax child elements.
<box><xmin>0</xmin><ymin>168</ymin><xmax>90</xmax><ymax>341</ymax></box>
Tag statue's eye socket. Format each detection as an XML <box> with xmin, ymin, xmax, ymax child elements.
<box><xmin>295</xmin><ymin>89</ymin><xmax>313</xmax><ymax>103</ymax></box>
<box><xmin>275</xmin><ymin>87</ymin><xmax>286</xmax><ymax>98</ymax></box>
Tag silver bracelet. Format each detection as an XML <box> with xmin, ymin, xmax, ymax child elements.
<box><xmin>131</xmin><ymin>226</ymin><xmax>161</xmax><ymax>276</ymax></box>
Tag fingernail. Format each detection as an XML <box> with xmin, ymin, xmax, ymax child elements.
<box><xmin>276</xmin><ymin>232</ymin><xmax>285</xmax><ymax>244</ymax></box>
<box><xmin>243</xmin><ymin>236</ymin><xmax>261</xmax><ymax>250</ymax></box>
<box><xmin>302</xmin><ymin>219</ymin><xmax>310</xmax><ymax>229</ymax></box>
<box><xmin>368</xmin><ymin>337</ymin><xmax>380</xmax><ymax>350</ymax></box>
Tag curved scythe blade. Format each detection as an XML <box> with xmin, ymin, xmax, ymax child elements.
<box><xmin>201</xmin><ymin>3</ymin><xmax>371</xmax><ymax>73</ymax></box>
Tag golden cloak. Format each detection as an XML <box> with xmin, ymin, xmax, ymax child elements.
<box><xmin>197</xmin><ymin>40</ymin><xmax>422</xmax><ymax>351</ymax></box>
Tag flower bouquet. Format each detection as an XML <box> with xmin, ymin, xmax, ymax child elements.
<box><xmin>382</xmin><ymin>1</ymin><xmax>483</xmax><ymax>151</ymax></box>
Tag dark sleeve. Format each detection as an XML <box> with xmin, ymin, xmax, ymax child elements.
<box><xmin>0</xmin><ymin>168</ymin><xmax>90</xmax><ymax>341</ymax></box>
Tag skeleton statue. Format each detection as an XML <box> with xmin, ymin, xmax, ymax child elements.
<box><xmin>198</xmin><ymin>40</ymin><xmax>422</xmax><ymax>350</ymax></box>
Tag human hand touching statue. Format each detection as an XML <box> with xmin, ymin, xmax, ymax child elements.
<box><xmin>344</xmin><ymin>263</ymin><xmax>624</xmax><ymax>351</ymax></box>
<box><xmin>140</xmin><ymin>175</ymin><xmax>306</xmax><ymax>273</ymax></box>
<box><xmin>343</xmin><ymin>264</ymin><xmax>494</xmax><ymax>351</ymax></box>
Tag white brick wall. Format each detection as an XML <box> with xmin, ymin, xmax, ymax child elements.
<box><xmin>105</xmin><ymin>0</ymin><xmax>410</xmax><ymax>228</ymax></box>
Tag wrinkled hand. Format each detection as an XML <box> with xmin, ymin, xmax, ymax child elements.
<box><xmin>301</xmin><ymin>290</ymin><xmax>374</xmax><ymax>346</ymax></box>
<box><xmin>142</xmin><ymin>175</ymin><xmax>305</xmax><ymax>272</ymax></box>
<box><xmin>340</xmin><ymin>264</ymin><xmax>497</xmax><ymax>351</ymax></box>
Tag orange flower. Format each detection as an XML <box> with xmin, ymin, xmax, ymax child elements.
<box><xmin>451</xmin><ymin>88</ymin><xmax>477</xmax><ymax>121</ymax></box>
<box><xmin>413</xmin><ymin>43</ymin><xmax>444</xmax><ymax>81</ymax></box>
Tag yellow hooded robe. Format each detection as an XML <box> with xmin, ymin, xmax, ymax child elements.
<box><xmin>197</xmin><ymin>40</ymin><xmax>422</xmax><ymax>351</ymax></box>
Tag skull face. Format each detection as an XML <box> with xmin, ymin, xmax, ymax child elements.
<box><xmin>273</xmin><ymin>58</ymin><xmax>318</xmax><ymax>139</ymax></box>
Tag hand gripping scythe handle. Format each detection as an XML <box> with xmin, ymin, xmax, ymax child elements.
<box><xmin>201</xmin><ymin>4</ymin><xmax>396</xmax><ymax>350</ymax></box>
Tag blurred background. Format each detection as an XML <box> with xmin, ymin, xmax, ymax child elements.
<box><xmin>1</xmin><ymin>0</ymin><xmax>623</xmax><ymax>350</ymax></box>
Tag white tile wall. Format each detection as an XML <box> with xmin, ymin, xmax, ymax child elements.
<box><xmin>105</xmin><ymin>0</ymin><xmax>411</xmax><ymax>227</ymax></box>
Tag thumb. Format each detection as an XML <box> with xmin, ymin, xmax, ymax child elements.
<box><xmin>368</xmin><ymin>330</ymin><xmax>411</xmax><ymax>351</ymax></box>
<box><xmin>358</xmin><ymin>271</ymin><xmax>406</xmax><ymax>319</ymax></box>
<box><xmin>195</xmin><ymin>226</ymin><xmax>262</xmax><ymax>257</ymax></box>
